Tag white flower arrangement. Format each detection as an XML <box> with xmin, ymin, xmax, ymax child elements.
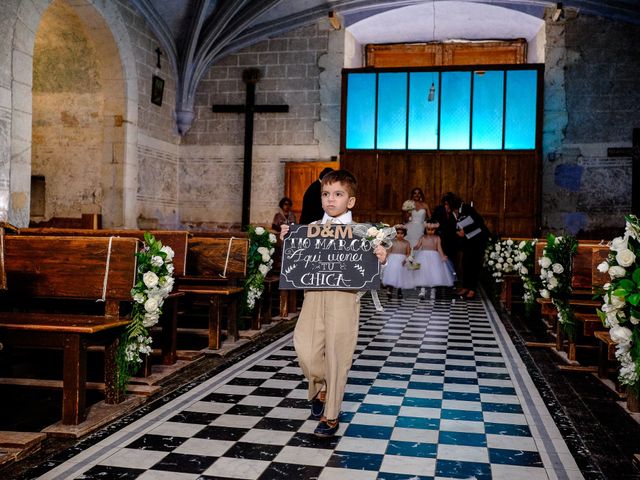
<box><xmin>402</xmin><ymin>200</ymin><xmax>416</xmax><ymax>212</ymax></box>
<box><xmin>352</xmin><ymin>223</ymin><xmax>397</xmax><ymax>248</ymax></box>
<box><xmin>116</xmin><ymin>233</ymin><xmax>175</xmax><ymax>392</ymax></box>
<box><xmin>513</xmin><ymin>239</ymin><xmax>539</xmax><ymax>311</ymax></box>
<box><xmin>538</xmin><ymin>233</ymin><xmax>578</xmax><ymax>338</ymax></box>
<box><xmin>484</xmin><ymin>238</ymin><xmax>520</xmax><ymax>283</ymax></box>
<box><xmin>597</xmin><ymin>215</ymin><xmax>640</xmax><ymax>389</ymax></box>
<box><xmin>243</xmin><ymin>225</ymin><xmax>277</xmax><ymax>312</ymax></box>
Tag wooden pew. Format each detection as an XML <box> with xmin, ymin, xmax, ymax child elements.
<box><xmin>17</xmin><ymin>228</ymin><xmax>189</xmax><ymax>367</ymax></box>
<box><xmin>533</xmin><ymin>240</ymin><xmax>605</xmax><ymax>361</ymax></box>
<box><xmin>178</xmin><ymin>236</ymin><xmax>249</xmax><ymax>350</ymax></box>
<box><xmin>0</xmin><ymin>236</ymin><xmax>138</xmax><ymax>425</ymax></box>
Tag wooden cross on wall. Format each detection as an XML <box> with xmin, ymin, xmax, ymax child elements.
<box><xmin>607</xmin><ymin>128</ymin><xmax>640</xmax><ymax>216</ymax></box>
<box><xmin>212</xmin><ymin>68</ymin><xmax>289</xmax><ymax>230</ymax></box>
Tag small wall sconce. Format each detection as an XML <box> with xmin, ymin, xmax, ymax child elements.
<box><xmin>552</xmin><ymin>2</ymin><xmax>564</xmax><ymax>22</ymax></box>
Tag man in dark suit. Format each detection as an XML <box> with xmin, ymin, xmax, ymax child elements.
<box><xmin>299</xmin><ymin>167</ymin><xmax>334</xmax><ymax>224</ymax></box>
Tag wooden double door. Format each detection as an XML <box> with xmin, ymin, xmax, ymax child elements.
<box><xmin>341</xmin><ymin>151</ymin><xmax>540</xmax><ymax>237</ymax></box>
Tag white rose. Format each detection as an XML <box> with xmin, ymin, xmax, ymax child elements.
<box><xmin>610</xmin><ymin>326</ymin><xmax>633</xmax><ymax>346</ymax></box>
<box><xmin>488</xmin><ymin>260</ymin><xmax>495</xmax><ymax>266</ymax></box>
<box><xmin>160</xmin><ymin>245</ymin><xmax>175</xmax><ymax>261</ymax></box>
<box><xmin>616</xmin><ymin>249</ymin><xmax>636</xmax><ymax>267</ymax></box>
<box><xmin>631</xmin><ymin>316</ymin><xmax>640</xmax><ymax>325</ymax></box>
<box><xmin>611</xmin><ymin>295</ymin><xmax>626</xmax><ymax>309</ymax></box>
<box><xmin>519</xmin><ymin>241</ymin><xmax>526</xmax><ymax>248</ymax></box>
<box><xmin>610</xmin><ymin>236</ymin><xmax>628</xmax><ymax>252</ymax></box>
<box><xmin>257</xmin><ymin>246</ymin><xmax>269</xmax><ymax>255</ymax></box>
<box><xmin>143</xmin><ymin>271</ymin><xmax>159</xmax><ymax>288</ymax></box>
<box><xmin>166</xmin><ymin>263</ymin><xmax>175</xmax><ymax>274</ymax></box>
<box><xmin>548</xmin><ymin>276</ymin><xmax>559</xmax><ymax>289</ymax></box>
<box><xmin>540</xmin><ymin>289</ymin><xmax>550</xmax><ymax>299</ymax></box>
<box><xmin>539</xmin><ymin>257</ymin><xmax>552</xmax><ymax>269</ymax></box>
<box><xmin>255</xmin><ymin>226</ymin><xmax>265</xmax><ymax>235</ymax></box>
<box><xmin>143</xmin><ymin>312</ymin><xmax>159</xmax><ymax>328</ymax></box>
<box><xmin>520</xmin><ymin>266</ymin><xmax>528</xmax><ymax>275</ymax></box>
<box><xmin>262</xmin><ymin>253</ymin><xmax>270</xmax><ymax>262</ymax></box>
<box><xmin>151</xmin><ymin>255</ymin><xmax>164</xmax><ymax>267</ymax></box>
<box><xmin>144</xmin><ymin>297</ymin><xmax>159</xmax><ymax>313</ymax></box>
<box><xmin>258</xmin><ymin>264</ymin><xmax>270</xmax><ymax>276</ymax></box>
<box><xmin>269</xmin><ymin>233</ymin><xmax>277</xmax><ymax>244</ymax></box>
<box><xmin>367</xmin><ymin>226</ymin><xmax>378</xmax><ymax>237</ymax></box>
<box><xmin>552</xmin><ymin>263</ymin><xmax>564</xmax><ymax>274</ymax></box>
<box><xmin>597</xmin><ymin>261</ymin><xmax>609</xmax><ymax>273</ymax></box>
<box><xmin>518</xmin><ymin>252</ymin><xmax>527</xmax><ymax>262</ymax></box>
<box><xmin>555</xmin><ymin>236</ymin><xmax>563</xmax><ymax>244</ymax></box>
<box><xmin>609</xmin><ymin>265</ymin><xmax>627</xmax><ymax>279</ymax></box>
<box><xmin>133</xmin><ymin>292</ymin><xmax>146</xmax><ymax>304</ymax></box>
<box><xmin>506</xmin><ymin>239</ymin><xmax>513</xmax><ymax>246</ymax></box>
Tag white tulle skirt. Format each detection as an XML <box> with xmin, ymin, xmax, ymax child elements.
<box><xmin>412</xmin><ymin>250</ymin><xmax>454</xmax><ymax>287</ymax></box>
<box><xmin>381</xmin><ymin>253</ymin><xmax>414</xmax><ymax>289</ymax></box>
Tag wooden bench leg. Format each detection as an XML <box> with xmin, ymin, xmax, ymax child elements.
<box><xmin>598</xmin><ymin>340</ymin><xmax>608</xmax><ymax>379</ymax></box>
<box><xmin>62</xmin><ymin>333</ymin><xmax>87</xmax><ymax>425</ymax></box>
<box><xmin>104</xmin><ymin>336</ymin><xmax>123</xmax><ymax>405</ymax></box>
<box><xmin>160</xmin><ymin>296</ymin><xmax>178</xmax><ymax>365</ymax></box>
<box><xmin>262</xmin><ymin>282</ymin><xmax>273</xmax><ymax>325</ymax></box>
<box><xmin>252</xmin><ymin>300</ymin><xmax>262</xmax><ymax>331</ymax></box>
<box><xmin>288</xmin><ymin>290</ymin><xmax>297</xmax><ymax>315</ymax></box>
<box><xmin>279</xmin><ymin>290</ymin><xmax>289</xmax><ymax>318</ymax></box>
<box><xmin>208</xmin><ymin>295</ymin><xmax>221</xmax><ymax>350</ymax></box>
<box><xmin>227</xmin><ymin>295</ymin><xmax>239</xmax><ymax>343</ymax></box>
<box><xmin>556</xmin><ymin>322</ymin><xmax>564</xmax><ymax>352</ymax></box>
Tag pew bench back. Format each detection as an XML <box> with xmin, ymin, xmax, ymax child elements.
<box><xmin>2</xmin><ymin>235</ymin><xmax>138</xmax><ymax>303</ymax></box>
<box><xmin>185</xmin><ymin>237</ymin><xmax>249</xmax><ymax>280</ymax></box>
<box><xmin>18</xmin><ymin>228</ymin><xmax>188</xmax><ymax>277</ymax></box>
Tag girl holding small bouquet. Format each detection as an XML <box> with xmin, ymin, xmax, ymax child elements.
<box><xmin>381</xmin><ymin>225</ymin><xmax>413</xmax><ymax>298</ymax></box>
<box><xmin>413</xmin><ymin>222</ymin><xmax>454</xmax><ymax>298</ymax></box>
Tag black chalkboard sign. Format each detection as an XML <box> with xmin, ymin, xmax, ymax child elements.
<box><xmin>279</xmin><ymin>224</ymin><xmax>380</xmax><ymax>290</ymax></box>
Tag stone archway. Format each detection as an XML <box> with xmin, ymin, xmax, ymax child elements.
<box><xmin>9</xmin><ymin>0</ymin><xmax>139</xmax><ymax>228</ymax></box>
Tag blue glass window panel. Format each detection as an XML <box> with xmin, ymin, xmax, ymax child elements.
<box><xmin>472</xmin><ymin>71</ymin><xmax>504</xmax><ymax>149</ymax></box>
<box><xmin>505</xmin><ymin>70</ymin><xmax>537</xmax><ymax>149</ymax></box>
<box><xmin>408</xmin><ymin>72</ymin><xmax>439</xmax><ymax>149</ymax></box>
<box><xmin>440</xmin><ymin>71</ymin><xmax>471</xmax><ymax>149</ymax></box>
<box><xmin>377</xmin><ymin>73</ymin><xmax>408</xmax><ymax>149</ymax></box>
<box><xmin>346</xmin><ymin>73</ymin><xmax>376</xmax><ymax>149</ymax></box>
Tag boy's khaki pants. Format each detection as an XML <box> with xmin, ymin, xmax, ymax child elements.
<box><xmin>293</xmin><ymin>290</ymin><xmax>360</xmax><ymax>420</ymax></box>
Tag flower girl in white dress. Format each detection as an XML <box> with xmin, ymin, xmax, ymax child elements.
<box><xmin>413</xmin><ymin>223</ymin><xmax>454</xmax><ymax>298</ymax></box>
<box><xmin>381</xmin><ymin>226</ymin><xmax>413</xmax><ymax>298</ymax></box>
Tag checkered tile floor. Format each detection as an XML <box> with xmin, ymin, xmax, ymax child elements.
<box><xmin>36</xmin><ymin>288</ymin><xmax>583</xmax><ymax>480</ymax></box>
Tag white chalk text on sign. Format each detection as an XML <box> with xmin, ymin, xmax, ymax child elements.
<box><xmin>279</xmin><ymin>224</ymin><xmax>380</xmax><ymax>290</ymax></box>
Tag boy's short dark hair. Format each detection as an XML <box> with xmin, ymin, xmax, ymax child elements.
<box><xmin>321</xmin><ymin>169</ymin><xmax>357</xmax><ymax>197</ymax></box>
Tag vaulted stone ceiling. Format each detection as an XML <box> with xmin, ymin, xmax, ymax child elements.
<box><xmin>130</xmin><ymin>0</ymin><xmax>640</xmax><ymax>134</ymax></box>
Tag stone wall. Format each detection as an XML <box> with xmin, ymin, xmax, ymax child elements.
<box><xmin>542</xmin><ymin>11</ymin><xmax>640</xmax><ymax>237</ymax></box>
<box><xmin>180</xmin><ymin>20</ymin><xmax>337</xmax><ymax>229</ymax></box>
<box><xmin>31</xmin><ymin>1</ymin><xmax>104</xmax><ymax>220</ymax></box>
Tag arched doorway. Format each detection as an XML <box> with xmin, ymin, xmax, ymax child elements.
<box><xmin>9</xmin><ymin>0</ymin><xmax>138</xmax><ymax>228</ymax></box>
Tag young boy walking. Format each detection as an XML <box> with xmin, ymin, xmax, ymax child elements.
<box><xmin>280</xmin><ymin>169</ymin><xmax>388</xmax><ymax>437</ymax></box>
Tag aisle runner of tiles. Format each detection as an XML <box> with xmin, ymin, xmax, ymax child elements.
<box><xmin>40</xmin><ymin>290</ymin><xmax>582</xmax><ymax>480</ymax></box>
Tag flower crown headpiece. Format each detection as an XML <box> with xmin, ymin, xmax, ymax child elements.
<box><xmin>426</xmin><ymin>222</ymin><xmax>440</xmax><ymax>229</ymax></box>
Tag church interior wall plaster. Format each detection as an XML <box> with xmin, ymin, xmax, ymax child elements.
<box><xmin>542</xmin><ymin>12</ymin><xmax>640</xmax><ymax>237</ymax></box>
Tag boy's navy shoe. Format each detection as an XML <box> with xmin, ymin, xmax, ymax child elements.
<box><xmin>311</xmin><ymin>391</ymin><xmax>325</xmax><ymax>419</ymax></box>
<box><xmin>313</xmin><ymin>418</ymin><xmax>339</xmax><ymax>437</ymax></box>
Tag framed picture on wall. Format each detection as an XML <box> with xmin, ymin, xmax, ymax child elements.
<box><xmin>151</xmin><ymin>75</ymin><xmax>165</xmax><ymax>106</ymax></box>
